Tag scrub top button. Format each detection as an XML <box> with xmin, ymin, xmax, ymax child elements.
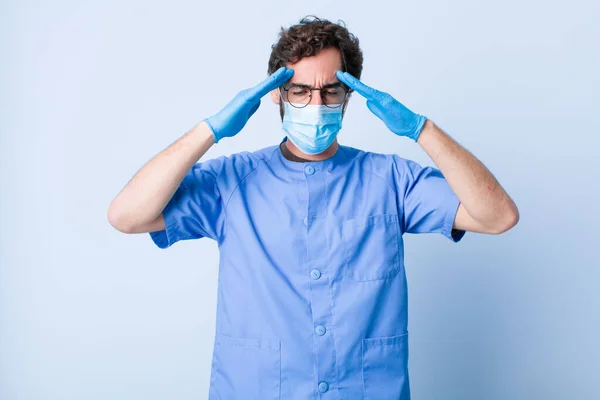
<box><xmin>310</xmin><ymin>269</ymin><xmax>321</xmax><ymax>280</ymax></box>
<box><xmin>315</xmin><ymin>325</ymin><xmax>326</xmax><ymax>336</ymax></box>
<box><xmin>303</xmin><ymin>217</ymin><xmax>308</xmax><ymax>226</ymax></box>
<box><xmin>318</xmin><ymin>381</ymin><xmax>329</xmax><ymax>393</ymax></box>
<box><xmin>305</xmin><ymin>165</ymin><xmax>315</xmax><ymax>175</ymax></box>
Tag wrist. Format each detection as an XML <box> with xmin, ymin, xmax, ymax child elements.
<box><xmin>202</xmin><ymin>118</ymin><xmax>220</xmax><ymax>143</ymax></box>
<box><xmin>196</xmin><ymin>119</ymin><xmax>217</xmax><ymax>144</ymax></box>
<box><xmin>411</xmin><ymin>115</ymin><xmax>428</xmax><ymax>142</ymax></box>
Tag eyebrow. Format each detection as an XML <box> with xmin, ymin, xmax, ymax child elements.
<box><xmin>288</xmin><ymin>81</ymin><xmax>343</xmax><ymax>88</ymax></box>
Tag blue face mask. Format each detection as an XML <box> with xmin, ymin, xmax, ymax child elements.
<box><xmin>281</xmin><ymin>102</ymin><xmax>343</xmax><ymax>155</ymax></box>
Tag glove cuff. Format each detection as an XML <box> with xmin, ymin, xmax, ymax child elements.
<box><xmin>203</xmin><ymin>117</ymin><xmax>220</xmax><ymax>143</ymax></box>
<box><xmin>411</xmin><ymin>115</ymin><xmax>428</xmax><ymax>142</ymax></box>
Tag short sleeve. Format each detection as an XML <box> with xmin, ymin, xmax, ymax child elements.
<box><xmin>149</xmin><ymin>161</ymin><xmax>226</xmax><ymax>249</ymax></box>
<box><xmin>393</xmin><ymin>156</ymin><xmax>465</xmax><ymax>243</ymax></box>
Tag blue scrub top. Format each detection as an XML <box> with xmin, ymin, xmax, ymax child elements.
<box><xmin>150</xmin><ymin>136</ymin><xmax>465</xmax><ymax>399</ymax></box>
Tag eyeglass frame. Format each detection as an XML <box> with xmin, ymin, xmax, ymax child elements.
<box><xmin>279</xmin><ymin>82</ymin><xmax>353</xmax><ymax>109</ymax></box>
<box><xmin>278</xmin><ymin>51</ymin><xmax>354</xmax><ymax>109</ymax></box>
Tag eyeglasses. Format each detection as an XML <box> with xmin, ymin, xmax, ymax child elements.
<box><xmin>280</xmin><ymin>82</ymin><xmax>352</xmax><ymax>109</ymax></box>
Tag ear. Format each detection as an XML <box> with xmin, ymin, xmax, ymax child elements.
<box><xmin>270</xmin><ymin>88</ymin><xmax>281</xmax><ymax>104</ymax></box>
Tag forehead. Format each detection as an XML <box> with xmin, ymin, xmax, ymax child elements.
<box><xmin>286</xmin><ymin>47</ymin><xmax>343</xmax><ymax>85</ymax></box>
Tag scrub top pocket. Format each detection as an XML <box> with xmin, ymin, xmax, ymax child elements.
<box><xmin>362</xmin><ymin>332</ymin><xmax>410</xmax><ymax>399</ymax></box>
<box><xmin>342</xmin><ymin>214</ymin><xmax>402</xmax><ymax>281</ymax></box>
<box><xmin>209</xmin><ymin>334</ymin><xmax>281</xmax><ymax>400</ymax></box>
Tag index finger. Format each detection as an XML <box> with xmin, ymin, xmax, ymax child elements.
<box><xmin>336</xmin><ymin>70</ymin><xmax>377</xmax><ymax>100</ymax></box>
<box><xmin>247</xmin><ymin>66</ymin><xmax>294</xmax><ymax>101</ymax></box>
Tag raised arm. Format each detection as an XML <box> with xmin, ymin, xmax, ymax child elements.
<box><xmin>107</xmin><ymin>67</ymin><xmax>294</xmax><ymax>234</ymax></box>
<box><xmin>107</xmin><ymin>122</ymin><xmax>214</xmax><ymax>233</ymax></box>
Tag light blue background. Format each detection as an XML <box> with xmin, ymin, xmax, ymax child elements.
<box><xmin>1</xmin><ymin>0</ymin><xmax>599</xmax><ymax>399</ymax></box>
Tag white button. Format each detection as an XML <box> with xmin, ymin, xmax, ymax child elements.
<box><xmin>318</xmin><ymin>381</ymin><xmax>329</xmax><ymax>393</ymax></box>
<box><xmin>310</xmin><ymin>269</ymin><xmax>321</xmax><ymax>280</ymax></box>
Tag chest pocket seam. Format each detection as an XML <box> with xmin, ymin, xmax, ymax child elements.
<box><xmin>342</xmin><ymin>214</ymin><xmax>402</xmax><ymax>281</ymax></box>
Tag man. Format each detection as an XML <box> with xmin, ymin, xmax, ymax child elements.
<box><xmin>108</xmin><ymin>16</ymin><xmax>518</xmax><ymax>400</ymax></box>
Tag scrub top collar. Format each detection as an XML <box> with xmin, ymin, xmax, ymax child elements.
<box><xmin>276</xmin><ymin>136</ymin><xmax>349</xmax><ymax>174</ymax></box>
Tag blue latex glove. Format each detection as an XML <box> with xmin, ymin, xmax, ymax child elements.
<box><xmin>204</xmin><ymin>66</ymin><xmax>294</xmax><ymax>143</ymax></box>
<box><xmin>336</xmin><ymin>71</ymin><xmax>427</xmax><ymax>141</ymax></box>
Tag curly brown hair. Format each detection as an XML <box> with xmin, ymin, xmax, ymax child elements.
<box><xmin>268</xmin><ymin>16</ymin><xmax>363</xmax><ymax>80</ymax></box>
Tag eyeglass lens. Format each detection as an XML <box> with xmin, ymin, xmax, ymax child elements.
<box><xmin>285</xmin><ymin>85</ymin><xmax>347</xmax><ymax>108</ymax></box>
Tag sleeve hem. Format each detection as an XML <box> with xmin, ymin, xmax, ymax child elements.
<box><xmin>149</xmin><ymin>207</ymin><xmax>181</xmax><ymax>249</ymax></box>
<box><xmin>443</xmin><ymin>197</ymin><xmax>466</xmax><ymax>243</ymax></box>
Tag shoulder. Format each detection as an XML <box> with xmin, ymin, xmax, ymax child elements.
<box><xmin>338</xmin><ymin>144</ymin><xmax>419</xmax><ymax>184</ymax></box>
<box><xmin>184</xmin><ymin>143</ymin><xmax>279</xmax><ymax>197</ymax></box>
<box><xmin>190</xmin><ymin>144</ymin><xmax>278</xmax><ymax>178</ymax></box>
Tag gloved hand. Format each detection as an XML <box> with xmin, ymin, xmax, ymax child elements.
<box><xmin>336</xmin><ymin>70</ymin><xmax>427</xmax><ymax>142</ymax></box>
<box><xmin>204</xmin><ymin>66</ymin><xmax>294</xmax><ymax>143</ymax></box>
